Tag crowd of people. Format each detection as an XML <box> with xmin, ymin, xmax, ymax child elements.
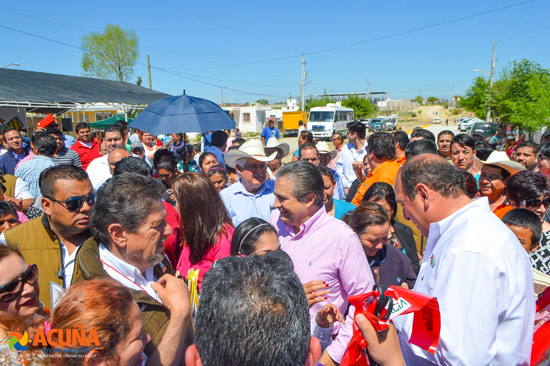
<box><xmin>0</xmin><ymin>115</ymin><xmax>549</xmax><ymax>365</ymax></box>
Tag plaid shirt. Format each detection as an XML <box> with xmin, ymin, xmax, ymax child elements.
<box><xmin>15</xmin><ymin>155</ymin><xmax>56</xmax><ymax>198</ymax></box>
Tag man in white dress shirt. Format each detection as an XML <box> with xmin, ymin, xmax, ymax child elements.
<box><xmin>86</xmin><ymin>125</ymin><xmax>126</xmax><ymax>188</ymax></box>
<box><xmin>392</xmin><ymin>154</ymin><xmax>534</xmax><ymax>365</ymax></box>
<box><xmin>72</xmin><ymin>173</ymin><xmax>192</xmax><ymax>365</ymax></box>
<box><xmin>335</xmin><ymin>121</ymin><xmax>367</xmax><ymax>193</ymax></box>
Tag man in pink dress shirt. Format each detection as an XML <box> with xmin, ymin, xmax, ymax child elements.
<box><xmin>270</xmin><ymin>160</ymin><xmax>374</xmax><ymax>366</ymax></box>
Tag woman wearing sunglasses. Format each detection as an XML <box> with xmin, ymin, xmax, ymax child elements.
<box><xmin>0</xmin><ymin>245</ymin><xmax>45</xmax><ymax>364</ymax></box>
<box><xmin>507</xmin><ymin>170</ymin><xmax>550</xmax><ymax>274</ymax></box>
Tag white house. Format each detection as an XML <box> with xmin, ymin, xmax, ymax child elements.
<box><xmin>223</xmin><ymin>104</ymin><xmax>272</xmax><ymax>133</ymax></box>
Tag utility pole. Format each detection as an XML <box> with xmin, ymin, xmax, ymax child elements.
<box><xmin>487</xmin><ymin>40</ymin><xmax>497</xmax><ymax>122</ymax></box>
<box><xmin>301</xmin><ymin>51</ymin><xmax>306</xmax><ymax>111</ymax></box>
<box><xmin>147</xmin><ymin>54</ymin><xmax>152</xmax><ymax>90</ymax></box>
<box><xmin>366</xmin><ymin>79</ymin><xmax>370</xmax><ymax>101</ymax></box>
<box><xmin>221</xmin><ymin>86</ymin><xmax>226</xmax><ymax>107</ymax></box>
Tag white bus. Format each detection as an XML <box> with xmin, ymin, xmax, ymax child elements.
<box><xmin>308</xmin><ymin>102</ymin><xmax>354</xmax><ymax>140</ymax></box>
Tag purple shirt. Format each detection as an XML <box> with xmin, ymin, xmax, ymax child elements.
<box><xmin>270</xmin><ymin>206</ymin><xmax>373</xmax><ymax>363</ymax></box>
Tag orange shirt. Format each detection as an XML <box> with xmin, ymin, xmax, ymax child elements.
<box><xmin>493</xmin><ymin>202</ymin><xmax>513</xmax><ymax>219</ymax></box>
<box><xmin>395</xmin><ymin>155</ymin><xmax>406</xmax><ymax>166</ymax></box>
<box><xmin>352</xmin><ymin>160</ymin><xmax>401</xmax><ymax>206</ymax></box>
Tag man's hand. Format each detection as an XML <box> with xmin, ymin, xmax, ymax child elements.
<box><xmin>355</xmin><ymin>313</ymin><xmax>405</xmax><ymax>366</ymax></box>
<box><xmin>315</xmin><ymin>303</ymin><xmax>344</xmax><ymax>328</ymax></box>
<box><xmin>151</xmin><ymin>274</ymin><xmax>191</xmax><ymax>318</ymax></box>
<box><xmin>303</xmin><ymin>280</ymin><xmax>330</xmax><ymax>307</ymax></box>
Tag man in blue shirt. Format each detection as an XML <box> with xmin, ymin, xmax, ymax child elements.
<box><xmin>15</xmin><ymin>132</ymin><xmax>57</xmax><ymax>198</ymax></box>
<box><xmin>0</xmin><ymin>129</ymin><xmax>30</xmax><ymax>175</ymax></box>
<box><xmin>261</xmin><ymin>118</ymin><xmax>280</xmax><ymax>146</ymax></box>
<box><xmin>220</xmin><ymin>139</ymin><xmax>277</xmax><ymax>226</ymax></box>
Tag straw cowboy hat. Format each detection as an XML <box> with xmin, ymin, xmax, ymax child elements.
<box><xmin>316</xmin><ymin>141</ymin><xmax>330</xmax><ymax>154</ymax></box>
<box><xmin>482</xmin><ymin>150</ymin><xmax>525</xmax><ymax>176</ymax></box>
<box><xmin>225</xmin><ymin>139</ymin><xmax>277</xmax><ymax>168</ymax></box>
<box><xmin>265</xmin><ymin>138</ymin><xmax>290</xmax><ymax>158</ymax></box>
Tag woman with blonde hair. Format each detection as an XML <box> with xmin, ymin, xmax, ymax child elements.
<box><xmin>173</xmin><ymin>172</ymin><xmax>234</xmax><ymax>289</ymax></box>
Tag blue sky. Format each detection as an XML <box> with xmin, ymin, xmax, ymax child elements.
<box><xmin>1</xmin><ymin>0</ymin><xmax>548</xmax><ymax>104</ymax></box>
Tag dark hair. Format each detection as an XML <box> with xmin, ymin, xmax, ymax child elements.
<box><xmin>502</xmin><ymin>208</ymin><xmax>542</xmax><ymax>249</ymax></box>
<box><xmin>230</xmin><ymin>218</ymin><xmax>277</xmax><ymax>256</ymax></box>
<box><xmin>156</xmin><ymin>155</ymin><xmax>178</xmax><ymax>173</ymax></box>
<box><xmin>392</xmin><ymin>130</ymin><xmax>409</xmax><ymax>150</ymax></box>
<box><xmin>104</xmin><ymin>125</ymin><xmax>124</xmax><ymax>137</ymax></box>
<box><xmin>192</xmin><ymin>144</ymin><xmax>202</xmax><ymax>154</ymax></box>
<box><xmin>516</xmin><ymin>141</ymin><xmax>540</xmax><ymax>156</ymax></box>
<box><xmin>316</xmin><ymin>165</ymin><xmax>334</xmax><ymax>183</ymax></box>
<box><xmin>363</xmin><ymin>182</ymin><xmax>397</xmax><ymax>219</ymax></box>
<box><xmin>367</xmin><ymin>132</ymin><xmax>395</xmax><ymax>160</ymax></box>
<box><xmin>473</xmin><ymin>140</ymin><xmax>495</xmax><ymax>161</ymax></box>
<box><xmin>298</xmin><ymin>142</ymin><xmax>318</xmax><ymax>158</ymax></box>
<box><xmin>452</xmin><ymin>134</ymin><xmax>475</xmax><ymax>150</ymax></box>
<box><xmin>299</xmin><ymin>130</ymin><xmax>314</xmax><ymax>143</ymax></box>
<box><xmin>400</xmin><ymin>155</ymin><xmax>466</xmax><ymax>200</ymax></box>
<box><xmin>461</xmin><ymin>171</ymin><xmax>479</xmax><ymax>199</ymax></box>
<box><xmin>232</xmin><ymin>138</ymin><xmax>246</xmax><ymax>147</ymax></box>
<box><xmin>483</xmin><ymin>164</ymin><xmax>511</xmax><ymax>181</ymax></box>
<box><xmin>506</xmin><ymin>170</ymin><xmax>550</xmax><ymax>205</ymax></box>
<box><xmin>173</xmin><ymin>172</ymin><xmax>232</xmax><ymax>264</ymax></box>
<box><xmin>153</xmin><ymin>149</ymin><xmax>177</xmax><ymax>170</ymax></box>
<box><xmin>276</xmin><ymin>160</ymin><xmax>324</xmax><ymax>208</ymax></box>
<box><xmin>404</xmin><ymin>139</ymin><xmax>438</xmax><ymax>160</ymax></box>
<box><xmin>31</xmin><ymin>131</ymin><xmax>57</xmax><ymax>156</ymax></box>
<box><xmin>114</xmin><ymin>120</ymin><xmax>128</xmax><ymax>130</ymax></box>
<box><xmin>199</xmin><ymin>152</ymin><xmax>217</xmax><ymax>171</ymax></box>
<box><xmin>410</xmin><ymin>128</ymin><xmax>435</xmax><ymax>142</ymax></box>
<box><xmin>0</xmin><ymin>124</ymin><xmax>13</xmax><ymax>136</ymax></box>
<box><xmin>538</xmin><ymin>142</ymin><xmax>550</xmax><ymax>160</ymax></box>
<box><xmin>40</xmin><ymin>165</ymin><xmax>90</xmax><ymax>198</ymax></box>
<box><xmin>343</xmin><ymin>201</ymin><xmax>390</xmax><ymax>234</ymax></box>
<box><xmin>211</xmin><ymin>130</ymin><xmax>229</xmax><ymax>147</ymax></box>
<box><xmin>437</xmin><ymin>130</ymin><xmax>455</xmax><ymax>141</ymax></box>
<box><xmin>74</xmin><ymin>122</ymin><xmax>90</xmax><ymax>134</ymax></box>
<box><xmin>208</xmin><ymin>165</ymin><xmax>227</xmax><ymax>179</ymax></box>
<box><xmin>113</xmin><ymin>157</ymin><xmax>153</xmax><ymax>177</ymax></box>
<box><xmin>90</xmin><ymin>173</ymin><xmax>165</xmax><ymax>245</ymax></box>
<box><xmin>347</xmin><ymin>120</ymin><xmax>366</xmax><ymax>139</ymax></box>
<box><xmin>0</xmin><ymin>201</ymin><xmax>18</xmax><ymax>219</ymax></box>
<box><xmin>196</xmin><ymin>255</ymin><xmax>309</xmax><ymax>366</ymax></box>
<box><xmin>45</xmin><ymin>127</ymin><xmax>63</xmax><ymax>137</ymax></box>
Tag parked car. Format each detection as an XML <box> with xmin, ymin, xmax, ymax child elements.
<box><xmin>433</xmin><ymin>117</ymin><xmax>442</xmax><ymax>124</ymax></box>
<box><xmin>369</xmin><ymin>116</ymin><xmax>397</xmax><ymax>132</ymax></box>
<box><xmin>459</xmin><ymin>118</ymin><xmax>481</xmax><ymax>132</ymax></box>
<box><xmin>469</xmin><ymin>122</ymin><xmax>497</xmax><ymax>139</ymax></box>
<box><xmin>360</xmin><ymin>118</ymin><xmax>371</xmax><ymax>129</ymax></box>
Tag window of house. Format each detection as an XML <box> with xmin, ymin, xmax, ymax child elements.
<box><xmin>243</xmin><ymin>113</ymin><xmax>251</xmax><ymax>122</ymax></box>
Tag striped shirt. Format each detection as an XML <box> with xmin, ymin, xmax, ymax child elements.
<box><xmin>15</xmin><ymin>156</ymin><xmax>56</xmax><ymax>198</ymax></box>
<box><xmin>54</xmin><ymin>147</ymin><xmax>82</xmax><ymax>167</ymax></box>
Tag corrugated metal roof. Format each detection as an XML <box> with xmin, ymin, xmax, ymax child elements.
<box><xmin>0</xmin><ymin>68</ymin><xmax>171</xmax><ymax>105</ymax></box>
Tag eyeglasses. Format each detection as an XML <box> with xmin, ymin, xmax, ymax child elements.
<box><xmin>0</xmin><ymin>264</ymin><xmax>39</xmax><ymax>302</ymax></box>
<box><xmin>521</xmin><ymin>197</ymin><xmax>550</xmax><ymax>209</ymax></box>
<box><xmin>44</xmin><ymin>192</ymin><xmax>95</xmax><ymax>211</ymax></box>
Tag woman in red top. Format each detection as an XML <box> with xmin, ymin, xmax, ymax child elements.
<box><xmin>173</xmin><ymin>172</ymin><xmax>234</xmax><ymax>289</ymax></box>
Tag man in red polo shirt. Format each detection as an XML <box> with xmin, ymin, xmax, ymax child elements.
<box><xmin>70</xmin><ymin>122</ymin><xmax>101</xmax><ymax>169</ymax></box>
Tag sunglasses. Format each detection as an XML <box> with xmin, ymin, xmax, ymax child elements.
<box><xmin>521</xmin><ymin>197</ymin><xmax>550</xmax><ymax>209</ymax></box>
<box><xmin>44</xmin><ymin>192</ymin><xmax>95</xmax><ymax>211</ymax></box>
<box><xmin>0</xmin><ymin>264</ymin><xmax>39</xmax><ymax>302</ymax></box>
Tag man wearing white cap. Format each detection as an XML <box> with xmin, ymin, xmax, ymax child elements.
<box><xmin>221</xmin><ymin>139</ymin><xmax>277</xmax><ymax>226</ymax></box>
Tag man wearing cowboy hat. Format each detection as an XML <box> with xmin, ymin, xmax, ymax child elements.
<box><xmin>480</xmin><ymin>150</ymin><xmax>526</xmax><ymax>219</ymax></box>
<box><xmin>265</xmin><ymin>137</ymin><xmax>290</xmax><ymax>179</ymax></box>
<box><xmin>221</xmin><ymin>139</ymin><xmax>277</xmax><ymax>226</ymax></box>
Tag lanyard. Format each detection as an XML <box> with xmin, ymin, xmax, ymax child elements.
<box><xmin>99</xmin><ymin>258</ymin><xmax>150</xmax><ymax>294</ymax></box>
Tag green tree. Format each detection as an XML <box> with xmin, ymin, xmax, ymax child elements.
<box><xmin>426</xmin><ymin>96</ymin><xmax>439</xmax><ymax>104</ymax></box>
<box><xmin>460</xmin><ymin>76</ymin><xmax>489</xmax><ymax>118</ymax></box>
<box><xmin>414</xmin><ymin>95</ymin><xmax>423</xmax><ymax>105</ymax></box>
<box><xmin>494</xmin><ymin>59</ymin><xmax>550</xmax><ymax>130</ymax></box>
<box><xmin>81</xmin><ymin>24</ymin><xmax>139</xmax><ymax>82</ymax></box>
<box><xmin>304</xmin><ymin>97</ymin><xmax>336</xmax><ymax>111</ymax></box>
<box><xmin>256</xmin><ymin>99</ymin><xmax>269</xmax><ymax>105</ymax></box>
<box><xmin>342</xmin><ymin>95</ymin><xmax>375</xmax><ymax>119</ymax></box>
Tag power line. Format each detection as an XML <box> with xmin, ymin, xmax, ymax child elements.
<box><xmin>152</xmin><ymin>67</ymin><xmax>288</xmax><ymax>98</ymax></box>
